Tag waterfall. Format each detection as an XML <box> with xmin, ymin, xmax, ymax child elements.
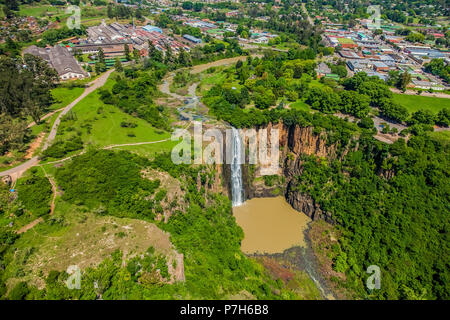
<box><xmin>231</xmin><ymin>127</ymin><xmax>244</xmax><ymax>207</ymax></box>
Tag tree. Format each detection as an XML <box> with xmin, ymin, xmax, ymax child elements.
<box><xmin>358</xmin><ymin>117</ymin><xmax>375</xmax><ymax>129</ymax></box>
<box><xmin>253</xmin><ymin>89</ymin><xmax>276</xmax><ymax>109</ymax></box>
<box><xmin>378</xmin><ymin>98</ymin><xmax>409</xmax><ymax>123</ymax></box>
<box><xmin>133</xmin><ymin>49</ymin><xmax>140</xmax><ymax>63</ymax></box>
<box><xmin>0</xmin><ymin>114</ymin><xmax>27</xmax><ymax>155</ymax></box>
<box><xmin>164</xmin><ymin>45</ymin><xmax>174</xmax><ymax>66</ymax></box>
<box><xmin>339</xmin><ymin>91</ymin><xmax>371</xmax><ymax>118</ymax></box>
<box><xmin>97</xmin><ymin>47</ymin><xmax>105</xmax><ymax>64</ymax></box>
<box><xmin>148</xmin><ymin>41</ymin><xmax>163</xmax><ymax>63</ymax></box>
<box><xmin>4</xmin><ymin>0</ymin><xmax>19</xmax><ymax>12</ymax></box>
<box><xmin>305</xmin><ymin>87</ymin><xmax>341</xmax><ymax>113</ymax></box>
<box><xmin>399</xmin><ymin>71</ymin><xmax>412</xmax><ymax>92</ymax></box>
<box><xmin>408</xmin><ymin>110</ymin><xmax>436</xmax><ymax>125</ymax></box>
<box><xmin>114</xmin><ymin>58</ymin><xmax>123</xmax><ymax>72</ymax></box>
<box><xmin>177</xmin><ymin>48</ymin><xmax>191</xmax><ymax>67</ymax></box>
<box><xmin>124</xmin><ymin>44</ymin><xmax>131</xmax><ymax>61</ymax></box>
<box><xmin>107</xmin><ymin>4</ymin><xmax>114</xmax><ymax>19</ymax></box>
<box><xmin>424</xmin><ymin>59</ymin><xmax>450</xmax><ymax>83</ymax></box>
<box><xmin>436</xmin><ymin>108</ymin><xmax>449</xmax><ymax>127</ymax></box>
<box><xmin>406</xmin><ymin>32</ymin><xmax>425</xmax><ymax>43</ymax></box>
<box><xmin>20</xmin><ymin>54</ymin><xmax>58</xmax><ymax>124</ymax></box>
<box><xmin>193</xmin><ymin>2</ymin><xmax>203</xmax><ymax>12</ymax></box>
<box><xmin>182</xmin><ymin>1</ymin><xmax>193</xmax><ymax>10</ymax></box>
<box><xmin>95</xmin><ymin>62</ymin><xmax>106</xmax><ymax>74</ymax></box>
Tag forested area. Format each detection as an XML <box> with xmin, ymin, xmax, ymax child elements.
<box><xmin>0</xmin><ymin>149</ymin><xmax>308</xmax><ymax>299</ymax></box>
<box><xmin>291</xmin><ymin>132</ymin><xmax>449</xmax><ymax>299</ymax></box>
<box><xmin>203</xmin><ymin>54</ymin><xmax>449</xmax><ymax>130</ymax></box>
<box><xmin>0</xmin><ymin>54</ymin><xmax>58</xmax><ymax>156</ymax></box>
<box><xmin>55</xmin><ymin>150</ymin><xmax>162</xmax><ymax>220</ymax></box>
<box><xmin>15</xmin><ymin>169</ymin><xmax>52</xmax><ymax>217</ymax></box>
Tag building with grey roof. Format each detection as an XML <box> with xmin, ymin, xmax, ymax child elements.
<box><xmin>24</xmin><ymin>45</ymin><xmax>88</xmax><ymax>80</ymax></box>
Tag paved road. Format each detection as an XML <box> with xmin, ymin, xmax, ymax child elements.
<box><xmin>0</xmin><ymin>69</ymin><xmax>115</xmax><ymax>179</ymax></box>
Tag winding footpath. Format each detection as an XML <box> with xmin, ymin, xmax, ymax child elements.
<box><xmin>389</xmin><ymin>87</ymin><xmax>450</xmax><ymax>98</ymax></box>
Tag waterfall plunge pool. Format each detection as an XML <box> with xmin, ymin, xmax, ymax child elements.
<box><xmin>232</xmin><ymin>197</ymin><xmax>311</xmax><ymax>254</ymax></box>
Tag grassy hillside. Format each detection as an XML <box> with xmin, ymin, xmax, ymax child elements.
<box><xmin>44</xmin><ymin>77</ymin><xmax>173</xmax><ymax>160</ymax></box>
<box><xmin>50</xmin><ymin>87</ymin><xmax>85</xmax><ymax>111</ymax></box>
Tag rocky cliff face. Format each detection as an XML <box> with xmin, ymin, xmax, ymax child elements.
<box><xmin>236</xmin><ymin>121</ymin><xmax>353</xmax><ymax>223</ymax></box>
<box><xmin>285</xmin><ymin>182</ymin><xmax>334</xmax><ymax>223</ymax></box>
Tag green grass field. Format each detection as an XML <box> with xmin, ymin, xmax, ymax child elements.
<box><xmin>50</xmin><ymin>87</ymin><xmax>84</xmax><ymax>111</ymax></box>
<box><xmin>392</xmin><ymin>94</ymin><xmax>450</xmax><ymax>114</ymax></box>
<box><xmin>49</xmin><ymin>77</ymin><xmax>172</xmax><ymax>157</ymax></box>
<box><xmin>289</xmin><ymin>100</ymin><xmax>311</xmax><ymax>111</ymax></box>
<box><xmin>18</xmin><ymin>5</ymin><xmax>66</xmax><ymax>17</ymax></box>
<box><xmin>428</xmin><ymin>130</ymin><xmax>450</xmax><ymax>143</ymax></box>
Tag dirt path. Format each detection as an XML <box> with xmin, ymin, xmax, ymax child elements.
<box><xmin>17</xmin><ymin>217</ymin><xmax>43</xmax><ymax>234</ymax></box>
<box><xmin>390</xmin><ymin>87</ymin><xmax>450</xmax><ymax>98</ymax></box>
<box><xmin>40</xmin><ymin>165</ymin><xmax>57</xmax><ymax>216</ymax></box>
<box><xmin>26</xmin><ymin>107</ymin><xmax>64</xmax><ymax>129</ymax></box>
<box><xmin>24</xmin><ymin>132</ymin><xmax>46</xmax><ymax>160</ymax></box>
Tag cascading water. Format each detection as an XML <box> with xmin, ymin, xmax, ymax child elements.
<box><xmin>230</xmin><ymin>127</ymin><xmax>244</xmax><ymax>207</ymax></box>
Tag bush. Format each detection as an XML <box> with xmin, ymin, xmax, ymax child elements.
<box><xmin>8</xmin><ymin>282</ymin><xmax>30</xmax><ymax>300</ymax></box>
<box><xmin>18</xmin><ymin>174</ymin><xmax>52</xmax><ymax>217</ymax></box>
<box><xmin>41</xmin><ymin>136</ymin><xmax>83</xmax><ymax>160</ymax></box>
<box><xmin>55</xmin><ymin>150</ymin><xmax>160</xmax><ymax>219</ymax></box>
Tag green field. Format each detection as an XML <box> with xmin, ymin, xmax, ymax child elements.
<box><xmin>50</xmin><ymin>87</ymin><xmax>85</xmax><ymax>111</ymax></box>
<box><xmin>392</xmin><ymin>93</ymin><xmax>450</xmax><ymax>113</ymax></box>
<box><xmin>49</xmin><ymin>77</ymin><xmax>172</xmax><ymax>158</ymax></box>
<box><xmin>289</xmin><ymin>99</ymin><xmax>311</xmax><ymax>111</ymax></box>
<box><xmin>428</xmin><ymin>130</ymin><xmax>450</xmax><ymax>143</ymax></box>
<box><xmin>18</xmin><ymin>5</ymin><xmax>66</xmax><ymax>18</ymax></box>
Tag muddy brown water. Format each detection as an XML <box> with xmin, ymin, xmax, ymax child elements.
<box><xmin>234</xmin><ymin>196</ymin><xmax>336</xmax><ymax>299</ymax></box>
<box><xmin>233</xmin><ymin>197</ymin><xmax>311</xmax><ymax>254</ymax></box>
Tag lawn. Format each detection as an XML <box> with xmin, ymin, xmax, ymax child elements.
<box><xmin>19</xmin><ymin>5</ymin><xmax>66</xmax><ymax>18</ymax></box>
<box><xmin>50</xmin><ymin>86</ymin><xmax>85</xmax><ymax>111</ymax></box>
<box><xmin>48</xmin><ymin>77</ymin><xmax>172</xmax><ymax>157</ymax></box>
<box><xmin>392</xmin><ymin>93</ymin><xmax>450</xmax><ymax>114</ymax></box>
<box><xmin>289</xmin><ymin>100</ymin><xmax>311</xmax><ymax>111</ymax></box>
<box><xmin>428</xmin><ymin>130</ymin><xmax>450</xmax><ymax>144</ymax></box>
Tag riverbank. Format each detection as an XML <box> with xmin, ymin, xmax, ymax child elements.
<box><xmin>249</xmin><ymin>221</ymin><xmax>338</xmax><ymax>300</ymax></box>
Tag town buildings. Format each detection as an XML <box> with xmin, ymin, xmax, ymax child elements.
<box><xmin>23</xmin><ymin>45</ymin><xmax>88</xmax><ymax>80</ymax></box>
<box><xmin>75</xmin><ymin>22</ymin><xmax>189</xmax><ymax>57</ymax></box>
<box><xmin>323</xmin><ymin>26</ymin><xmax>449</xmax><ymax>90</ymax></box>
